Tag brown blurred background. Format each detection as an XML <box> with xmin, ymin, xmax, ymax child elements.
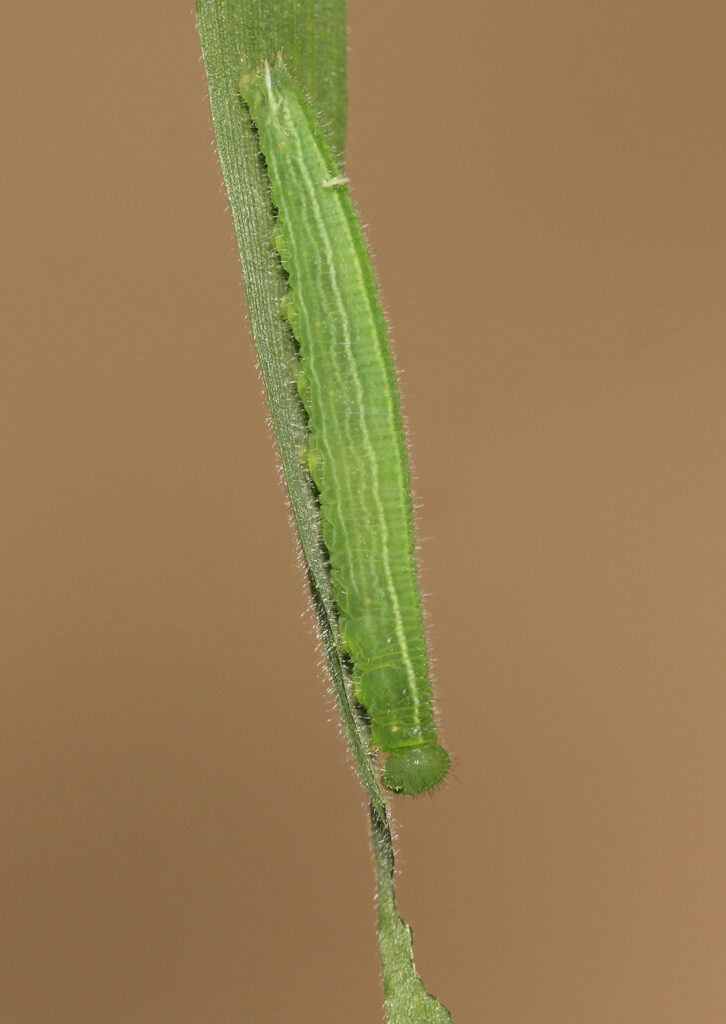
<box><xmin>3</xmin><ymin>2</ymin><xmax>726</xmax><ymax>1021</ymax></box>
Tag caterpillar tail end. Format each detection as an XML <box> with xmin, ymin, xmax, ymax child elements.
<box><xmin>381</xmin><ymin>744</ymin><xmax>451</xmax><ymax>796</ymax></box>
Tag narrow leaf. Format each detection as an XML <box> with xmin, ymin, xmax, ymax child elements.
<box><xmin>196</xmin><ymin>3</ymin><xmax>452</xmax><ymax>1019</ymax></box>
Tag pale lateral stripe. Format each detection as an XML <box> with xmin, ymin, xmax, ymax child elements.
<box><xmin>269</xmin><ymin>78</ymin><xmax>421</xmax><ymax>725</ymax></box>
<box><xmin>275</xmin><ymin>138</ymin><xmax>362</xmax><ymax>583</ymax></box>
<box><xmin>274</xmin><ymin>124</ymin><xmax>375</xmax><ymax>624</ymax></box>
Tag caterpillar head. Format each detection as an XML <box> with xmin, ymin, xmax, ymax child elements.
<box><xmin>382</xmin><ymin>744</ymin><xmax>450</xmax><ymax>796</ymax></box>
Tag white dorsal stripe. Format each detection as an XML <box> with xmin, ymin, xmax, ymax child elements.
<box><xmin>263</xmin><ymin>73</ymin><xmax>422</xmax><ymax>726</ymax></box>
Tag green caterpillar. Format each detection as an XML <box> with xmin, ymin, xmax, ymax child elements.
<box><xmin>240</xmin><ymin>59</ymin><xmax>450</xmax><ymax>795</ymax></box>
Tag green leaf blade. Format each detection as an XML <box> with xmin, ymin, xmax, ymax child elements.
<box><xmin>196</xmin><ymin>3</ymin><xmax>453</xmax><ymax>1020</ymax></box>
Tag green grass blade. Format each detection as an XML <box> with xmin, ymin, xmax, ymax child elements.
<box><xmin>195</xmin><ymin>3</ymin><xmax>452</xmax><ymax>1019</ymax></box>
